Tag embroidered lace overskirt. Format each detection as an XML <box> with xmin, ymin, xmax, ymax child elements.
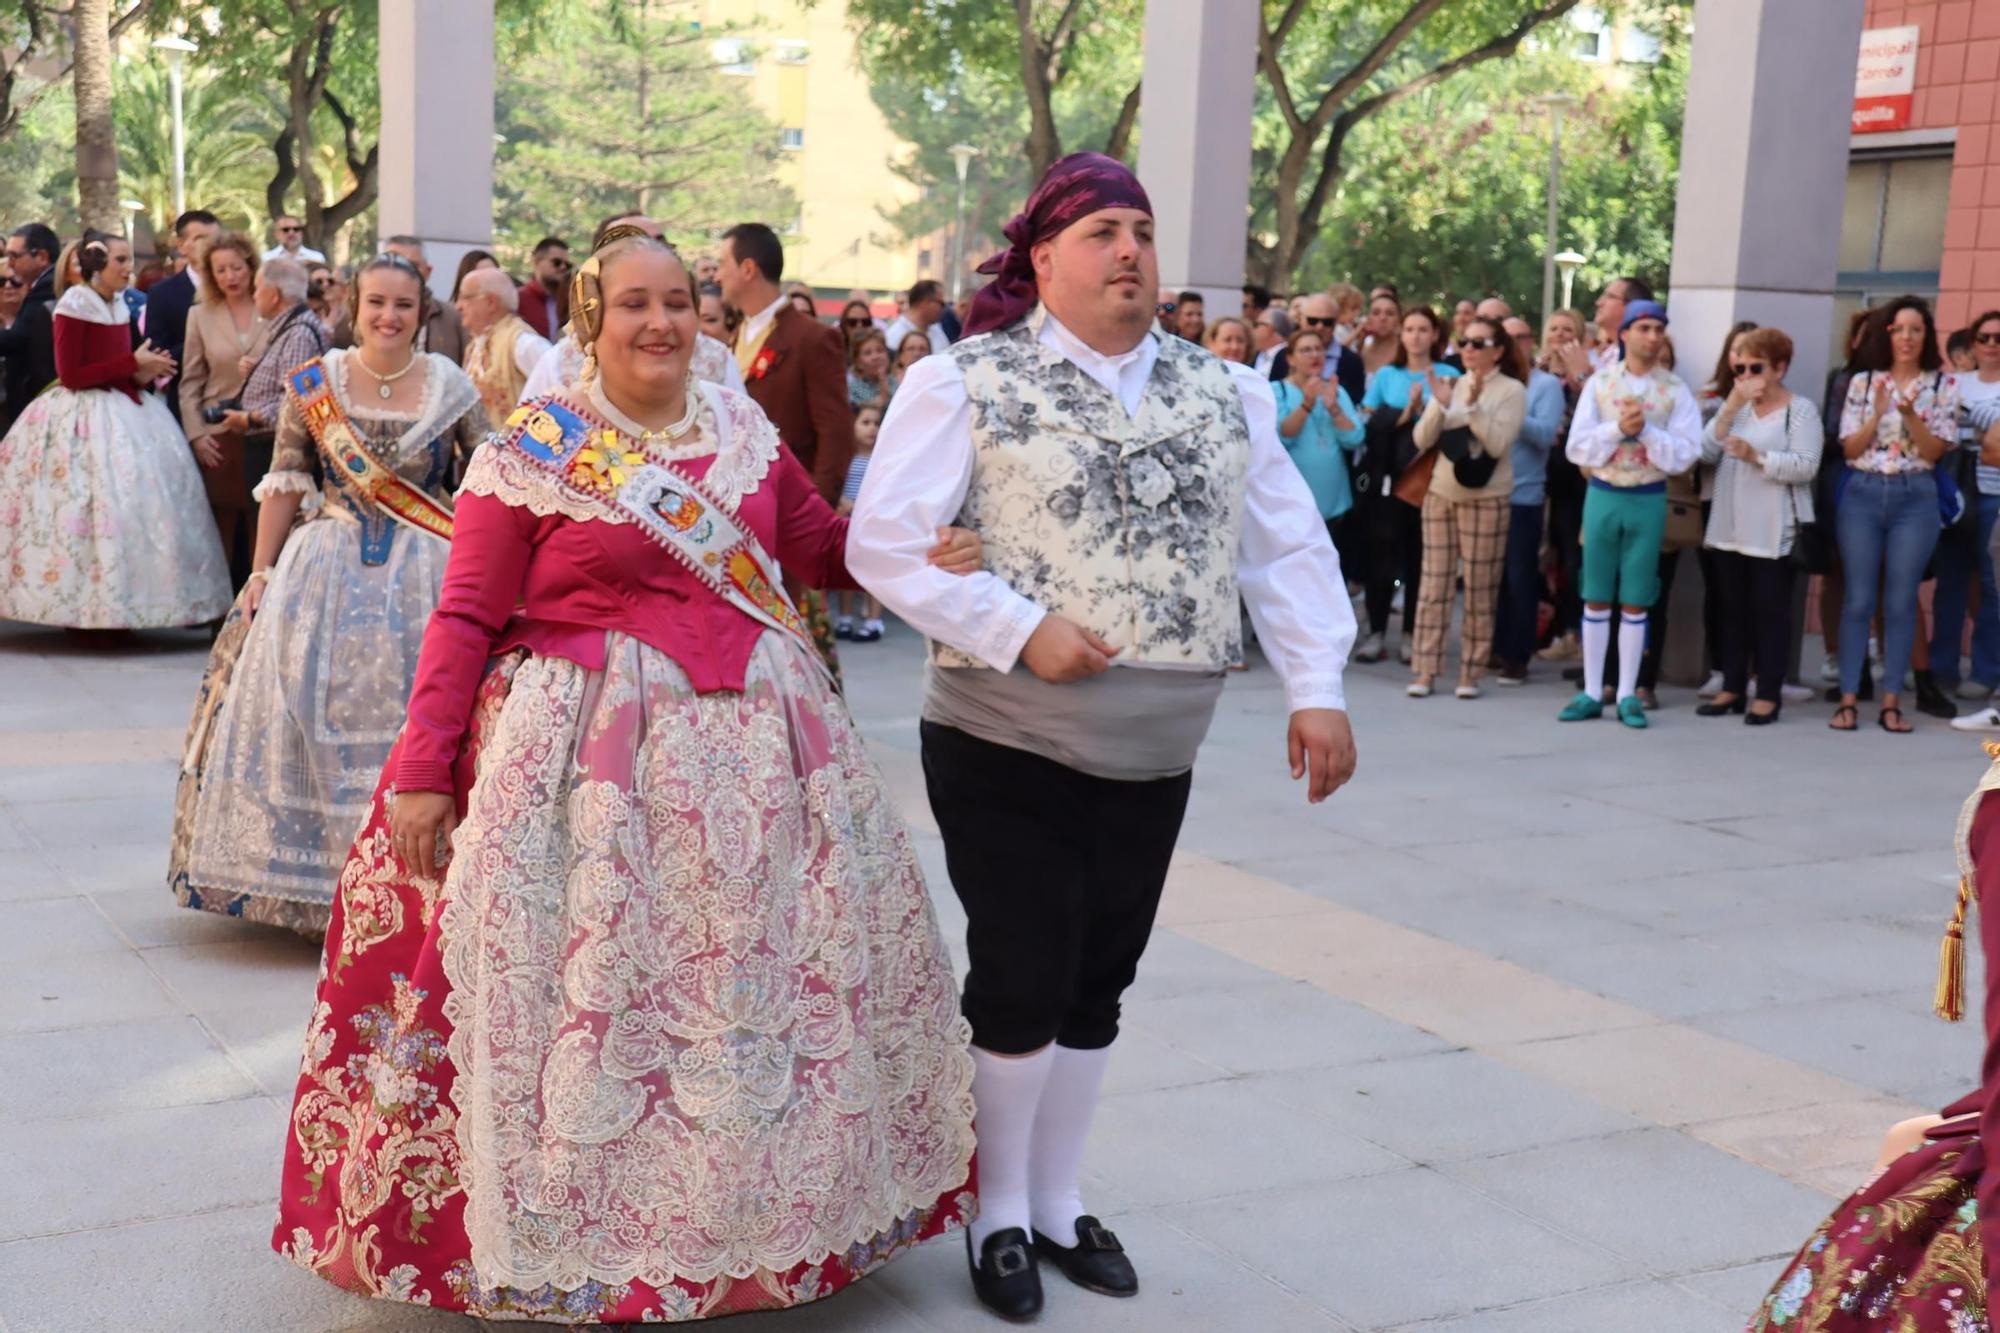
<box><xmin>177</xmin><ymin>515</ymin><xmax>449</xmax><ymax>933</ymax></box>
<box><xmin>1750</xmin><ymin>1123</ymin><xmax>1988</xmax><ymax>1331</ymax></box>
<box><xmin>274</xmin><ymin>632</ymin><xmax>975</xmax><ymax>1322</ymax></box>
<box><xmin>0</xmin><ymin>385</ymin><xmax>230</xmax><ymax>628</ymax></box>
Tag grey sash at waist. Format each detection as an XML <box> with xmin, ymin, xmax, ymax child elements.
<box><xmin>923</xmin><ymin>662</ymin><xmax>1225</xmax><ymax>781</ymax></box>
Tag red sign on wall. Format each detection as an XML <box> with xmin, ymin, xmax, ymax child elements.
<box><xmin>1854</xmin><ymin>25</ymin><xmax>1919</xmax><ymax>134</ymax></box>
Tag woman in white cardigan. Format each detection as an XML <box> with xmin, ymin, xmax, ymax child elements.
<box><xmin>1697</xmin><ymin>326</ymin><xmax>1823</xmax><ymax>725</ymax></box>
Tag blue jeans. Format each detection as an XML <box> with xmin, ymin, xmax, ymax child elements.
<box><xmin>1836</xmin><ymin>470</ymin><xmax>1942</xmax><ymax>698</ymax></box>
<box><xmin>1929</xmin><ymin>491</ymin><xmax>2000</xmax><ymax>688</ymax></box>
<box><xmin>1493</xmin><ymin>502</ymin><xmax>1544</xmax><ymax>667</ymax></box>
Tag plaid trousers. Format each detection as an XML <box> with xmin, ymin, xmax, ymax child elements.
<box><xmin>1412</xmin><ymin>493</ymin><xmax>1510</xmax><ymax>678</ymax></box>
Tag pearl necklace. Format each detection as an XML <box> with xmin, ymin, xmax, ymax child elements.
<box><xmin>358</xmin><ymin>350</ymin><xmax>419</xmax><ymax>400</ymax></box>
<box><xmin>632</xmin><ymin>390</ymin><xmax>701</xmax><ymax>443</ymax></box>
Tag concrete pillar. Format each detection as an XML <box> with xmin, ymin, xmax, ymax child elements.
<box><xmin>377</xmin><ymin>0</ymin><xmax>494</xmax><ymax>298</ymax></box>
<box><xmin>1137</xmin><ymin>0</ymin><xmax>1256</xmax><ymax>320</ymax></box>
<box><xmin>1657</xmin><ymin>0</ymin><xmax>1866</xmax><ymax>683</ymax></box>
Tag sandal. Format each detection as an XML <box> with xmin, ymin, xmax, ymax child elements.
<box><xmin>1829</xmin><ymin>705</ymin><xmax>1858</xmax><ymax>732</ymax></box>
<box><xmin>1878</xmin><ymin>706</ymin><xmax>1912</xmax><ymax>734</ymax></box>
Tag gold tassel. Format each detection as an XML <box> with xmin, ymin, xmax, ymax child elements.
<box><xmin>1936</xmin><ymin>875</ymin><xmax>1973</xmax><ymax>1022</ymax></box>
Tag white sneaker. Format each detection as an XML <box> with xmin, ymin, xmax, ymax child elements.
<box><xmin>1407</xmin><ymin>679</ymin><xmax>1434</xmax><ymax>698</ymax></box>
<box><xmin>1957</xmin><ymin>680</ymin><xmax>1995</xmax><ymax>702</ymax></box>
<box><xmin>1697</xmin><ymin>670</ymin><xmax>1725</xmax><ymax>698</ymax></box>
<box><xmin>1398</xmin><ymin>639</ymin><xmax>1413</xmax><ymax>664</ymax></box>
<box><xmin>1780</xmin><ymin>682</ymin><xmax>1815</xmax><ymax>703</ymax></box>
<box><xmin>1353</xmin><ymin>631</ymin><xmax>1385</xmax><ymax>663</ymax></box>
<box><xmin>1455</xmin><ymin>682</ymin><xmax>1482</xmax><ymax>700</ymax></box>
<box><xmin>1951</xmin><ymin>706</ymin><xmax>2000</xmax><ymax>732</ymax></box>
<box><xmin>1818</xmin><ymin>655</ymin><xmax>1840</xmax><ymax>684</ymax></box>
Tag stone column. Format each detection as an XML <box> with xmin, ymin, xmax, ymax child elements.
<box><xmin>1136</xmin><ymin>0</ymin><xmax>1257</xmax><ymax>321</ymax></box>
<box><xmin>1657</xmin><ymin>0</ymin><xmax>1866</xmax><ymax>683</ymax></box>
<box><xmin>377</xmin><ymin>0</ymin><xmax>495</xmax><ymax>298</ymax></box>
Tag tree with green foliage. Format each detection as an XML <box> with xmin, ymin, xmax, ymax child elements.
<box><xmin>0</xmin><ymin>0</ymin><xmax>152</xmax><ymax>149</ymax></box>
<box><xmin>114</xmin><ymin>57</ymin><xmax>278</xmax><ymax>241</ymax></box>
<box><xmin>1290</xmin><ymin>13</ymin><xmax>1687</xmax><ymax>311</ymax></box>
<box><xmin>490</xmin><ymin>0</ymin><xmax>793</xmax><ymax>265</ymax></box>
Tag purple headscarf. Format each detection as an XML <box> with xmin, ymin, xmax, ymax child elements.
<box><xmin>963</xmin><ymin>152</ymin><xmax>1154</xmax><ymax>337</ymax></box>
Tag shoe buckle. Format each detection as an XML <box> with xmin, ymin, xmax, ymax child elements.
<box><xmin>1083</xmin><ymin>1224</ymin><xmax>1121</xmax><ymax>1252</ymax></box>
<box><xmin>992</xmin><ymin>1242</ymin><xmax>1032</xmax><ymax>1277</ymax></box>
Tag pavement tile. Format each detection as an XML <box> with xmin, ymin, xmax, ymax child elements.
<box><xmin>1404</xmin><ymin>823</ymin><xmax>1807</xmax><ymax>893</ymax></box>
<box><xmin>90</xmin><ymin>886</ymin><xmax>266</xmax><ymax>950</ymax></box>
<box><xmin>1094</xmin><ymin>1023</ymin><xmax>1232</xmax><ymax>1098</ymax></box>
<box><xmin>16</xmin><ymin>794</ymin><xmax>174</xmax><ymax>852</ymax></box>
<box><xmin>1684</xmin><ymin>1097</ymin><xmax>1928</xmax><ymax>1197</ymax></box>
<box><xmin>1441</xmin><ymin>1128</ymin><xmax>1836</xmax><ymax>1276</ymax></box>
<box><xmin>865</xmin><ymin>1210</ymin><xmax>1354</xmax><ymax>1332</ymax></box>
<box><xmin>0</xmin><ymin>895</ymin><xmax>128</xmax><ymax>962</ymax></box>
<box><xmin>0</xmin><ymin>1014</ymin><xmax>256</xmax><ymax>1123</ymax></box>
<box><xmin>1676</xmin><ymin>1259</ymin><xmax>1792</xmax><ymax>1319</ymax></box>
<box><xmin>1161</xmin><ymin>1168</ymin><xmax>1637</xmax><ymax>1328</ymax></box>
<box><xmin>0</xmin><ymin>949</ymin><xmax>182</xmax><ymax>1035</ymax></box>
<box><xmin>1693</xmin><ymin>994</ymin><xmax>1984</xmax><ymax>1110</ymax></box>
<box><xmin>1384</xmin><ymin>1278</ymin><xmax>1745</xmax><ymax>1332</ymax></box>
<box><xmin>1520</xmin><ymin>932</ymin><xmax>1869</xmax><ymax>1021</ymax></box>
<box><xmin>1490</xmin><ymin>1024</ymin><xmax>1875</xmax><ymax>1126</ymax></box>
<box><xmin>1090</xmin><ymin>1079</ymin><xmax>1406</xmax><ymax>1207</ymax></box>
<box><xmin>0</xmin><ymin>847</ymin><xmax>67</xmax><ymax>902</ymax></box>
<box><xmin>1252</xmin><ymin>1048</ymin><xmax>1643</xmax><ymax>1164</ymax></box>
<box><xmin>0</xmin><ymin>757</ymin><xmax>177</xmax><ymax>802</ymax></box>
<box><xmin>0</xmin><ymin>1204</ymin><xmax>470</xmax><ymax>1333</ymax></box>
<box><xmin>0</xmin><ymin>1097</ymin><xmax>284</xmax><ymax>1241</ymax></box>
<box><xmin>1123</xmin><ymin>929</ymin><xmax>1285</xmax><ymax>1002</ymax></box>
<box><xmin>36</xmin><ymin>840</ymin><xmax>176</xmax><ymax>897</ymax></box>
<box><xmin>139</xmin><ymin>937</ymin><xmax>324</xmax><ymax>1095</ymax></box>
<box><xmin>1130</xmin><ymin>977</ymin><xmax>1453</xmax><ymax>1075</ymax></box>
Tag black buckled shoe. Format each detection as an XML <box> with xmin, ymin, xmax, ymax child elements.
<box><xmin>1032</xmin><ymin>1216</ymin><xmax>1138</xmax><ymax>1297</ymax></box>
<box><xmin>967</xmin><ymin>1227</ymin><xmax>1043</xmax><ymax>1320</ymax></box>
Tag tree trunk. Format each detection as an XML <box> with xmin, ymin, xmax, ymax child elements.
<box><xmin>72</xmin><ymin>0</ymin><xmax>120</xmax><ymax>233</ymax></box>
<box><xmin>1013</xmin><ymin>4</ymin><xmax>1060</xmax><ymax>179</ymax></box>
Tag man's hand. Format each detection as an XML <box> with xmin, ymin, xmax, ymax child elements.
<box><xmin>1020</xmin><ymin>614</ymin><xmax>1119</xmax><ymax>683</ymax></box>
<box><xmin>220</xmin><ymin>408</ymin><xmax>251</xmax><ymax>435</ymax></box>
<box><xmin>1287</xmin><ymin>708</ymin><xmax>1356</xmax><ymax>804</ymax></box>
<box><xmin>1616</xmin><ymin>400</ymin><xmax>1646</xmax><ymax>439</ymax></box>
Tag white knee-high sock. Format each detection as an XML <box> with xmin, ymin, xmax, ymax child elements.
<box><xmin>1617</xmin><ymin>612</ymin><xmax>1648</xmax><ymax>701</ymax></box>
<box><xmin>1028</xmin><ymin>1044</ymin><xmax>1112</xmax><ymax>1245</ymax></box>
<box><xmin>1582</xmin><ymin>608</ymin><xmax>1612</xmax><ymax>699</ymax></box>
<box><xmin>968</xmin><ymin>1045</ymin><xmax>1056</xmax><ymax>1250</ymax></box>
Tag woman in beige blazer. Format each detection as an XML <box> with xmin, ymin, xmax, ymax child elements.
<box><xmin>178</xmin><ymin>233</ymin><xmax>263</xmax><ymax>590</ymax></box>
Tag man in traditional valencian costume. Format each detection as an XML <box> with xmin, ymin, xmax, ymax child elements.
<box><xmin>456</xmin><ymin>267</ymin><xmax>552</xmax><ymax>427</ymax></box>
<box><xmin>848</xmin><ymin>154</ymin><xmax>1359</xmax><ymax>1320</ymax></box>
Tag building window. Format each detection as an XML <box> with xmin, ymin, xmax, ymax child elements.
<box><xmin>780</xmin><ymin>127</ymin><xmax>804</xmax><ymax>151</ymax></box>
<box><xmin>1833</xmin><ymin>149</ymin><xmax>1952</xmax><ymax>358</ymax></box>
<box><xmin>711</xmin><ymin>38</ymin><xmax>754</xmax><ymax>75</ymax></box>
<box><xmin>775</xmin><ymin>40</ymin><xmax>809</xmax><ymax>64</ymax></box>
<box><xmin>1571</xmin><ymin>6</ymin><xmax>1607</xmax><ymax>62</ymax></box>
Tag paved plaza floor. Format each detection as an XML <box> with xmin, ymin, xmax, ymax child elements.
<box><xmin>0</xmin><ymin>616</ymin><xmax>1982</xmax><ymax>1332</ymax></box>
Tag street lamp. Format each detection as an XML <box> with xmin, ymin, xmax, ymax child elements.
<box><xmin>1537</xmin><ymin>92</ymin><xmax>1577</xmax><ymax>329</ymax></box>
<box><xmin>1554</xmin><ymin>250</ymin><xmax>1586</xmax><ymax>313</ymax></box>
<box><xmin>948</xmin><ymin>143</ymin><xmax>979</xmax><ymax>301</ymax></box>
<box><xmin>152</xmin><ymin>36</ymin><xmax>198</xmax><ymax>219</ymax></box>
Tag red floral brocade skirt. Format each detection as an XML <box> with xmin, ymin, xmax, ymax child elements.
<box><xmin>271</xmin><ymin>638</ymin><xmax>975</xmax><ymax>1323</ymax></box>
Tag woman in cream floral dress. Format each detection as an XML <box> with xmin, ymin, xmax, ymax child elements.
<box><xmin>169</xmin><ymin>254</ymin><xmax>487</xmax><ymax>934</ymax></box>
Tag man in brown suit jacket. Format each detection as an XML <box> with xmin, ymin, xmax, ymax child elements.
<box><xmin>717</xmin><ymin>222</ymin><xmax>853</xmax><ymax>501</ymax></box>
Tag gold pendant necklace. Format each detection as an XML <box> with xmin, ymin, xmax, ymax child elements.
<box><xmin>634</xmin><ymin>389</ymin><xmax>700</xmax><ymax>444</ymax></box>
<box><xmin>360</xmin><ymin>351</ymin><xmax>418</xmax><ymax>400</ymax></box>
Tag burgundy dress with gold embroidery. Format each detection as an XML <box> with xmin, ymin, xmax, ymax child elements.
<box><xmin>272</xmin><ymin>386</ymin><xmax>975</xmax><ymax>1323</ymax></box>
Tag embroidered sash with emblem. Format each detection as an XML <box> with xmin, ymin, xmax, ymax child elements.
<box><xmin>500</xmin><ymin>396</ymin><xmax>825</xmax><ymax>674</ymax></box>
<box><xmin>287</xmin><ymin>359</ymin><xmax>454</xmax><ymax>563</ymax></box>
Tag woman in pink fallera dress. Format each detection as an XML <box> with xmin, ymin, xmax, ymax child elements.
<box><xmin>272</xmin><ymin>229</ymin><xmax>982</xmax><ymax>1322</ymax></box>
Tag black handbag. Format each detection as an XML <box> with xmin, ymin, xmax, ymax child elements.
<box><xmin>1437</xmin><ymin>423</ymin><xmax>1500</xmax><ymax>489</ymax></box>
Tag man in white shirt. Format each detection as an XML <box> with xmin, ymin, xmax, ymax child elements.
<box><xmin>884</xmin><ymin>278</ymin><xmax>950</xmax><ymax>356</ymax></box>
<box><xmin>261</xmin><ymin>214</ymin><xmax>326</xmax><ymax>264</ymax></box>
<box><xmin>848</xmin><ymin>151</ymin><xmax>1357</xmax><ymax>1320</ymax></box>
<box><xmin>455</xmin><ymin>266</ymin><xmax>551</xmax><ymax>424</ymax></box>
<box><xmin>1252</xmin><ymin>304</ymin><xmax>1292</xmax><ymax>375</ymax></box>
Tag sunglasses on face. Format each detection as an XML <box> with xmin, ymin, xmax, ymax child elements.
<box><xmin>1976</xmin><ymin>333</ymin><xmax>2000</xmax><ymax>347</ymax></box>
<box><xmin>279</xmin><ymin>226</ymin><xmax>302</xmax><ymax>235</ymax></box>
<box><xmin>1461</xmin><ymin>336</ymin><xmax>1502</xmax><ymax>351</ymax></box>
<box><xmin>1302</xmin><ymin>315</ymin><xmax>1337</xmax><ymax>327</ymax></box>
<box><xmin>843</xmin><ymin>317</ymin><xmax>871</xmax><ymax>328</ymax></box>
<box><xmin>1732</xmin><ymin>361</ymin><xmax>1767</xmax><ymax>376</ymax></box>
<box><xmin>0</xmin><ymin>277</ymin><xmax>20</xmax><ymax>290</ymax></box>
<box><xmin>546</xmin><ymin>257</ymin><xmax>572</xmax><ymax>270</ymax></box>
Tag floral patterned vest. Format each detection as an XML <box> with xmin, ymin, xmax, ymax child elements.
<box><xmin>1588</xmin><ymin>363</ymin><xmax>1686</xmax><ymax>488</ymax></box>
<box><xmin>936</xmin><ymin>309</ymin><xmax>1250</xmax><ymax>670</ymax></box>
<box><xmin>467</xmin><ymin>313</ymin><xmax>531</xmax><ymax>425</ymax></box>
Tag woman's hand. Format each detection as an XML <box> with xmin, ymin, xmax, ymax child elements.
<box><xmin>244</xmin><ymin>573</ymin><xmax>268</xmax><ymax>621</ymax></box>
<box><xmin>1871</xmin><ymin>375</ymin><xmax>1893</xmax><ymax>418</ymax></box>
<box><xmin>1982</xmin><ymin>419</ymin><xmax>2000</xmax><ymax>469</ymax></box>
<box><xmin>190</xmin><ymin>434</ymin><xmax>225</xmax><ymax>468</ymax></box>
<box><xmin>390</xmin><ymin>790</ymin><xmax>458</xmax><ymax>881</ymax></box>
<box><xmin>220</xmin><ymin>408</ymin><xmax>252</xmax><ymax>434</ymax></box>
<box><xmin>1462</xmin><ymin>371</ymin><xmax>1483</xmax><ymax>405</ymax></box>
<box><xmin>1723</xmin><ymin>435</ymin><xmax>1757</xmax><ymax>463</ymax></box>
<box><xmin>132</xmin><ymin>340</ymin><xmax>175</xmax><ymax>383</ymax></box>
<box><xmin>926</xmin><ymin>525</ymin><xmax>984</xmax><ymax>575</ymax></box>
<box><xmin>236</xmin><ymin>354</ymin><xmax>257</xmax><ymax>379</ymax></box>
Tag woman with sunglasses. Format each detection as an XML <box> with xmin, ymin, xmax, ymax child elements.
<box><xmin>171</xmin><ymin>252</ymin><xmax>489</xmax><ymax>935</ymax></box>
<box><xmin>839</xmin><ymin>297</ymin><xmax>877</xmax><ymax>343</ymax></box>
<box><xmin>1407</xmin><ymin>316</ymin><xmax>1526</xmax><ymax>699</ymax></box>
<box><xmin>1697</xmin><ymin>327</ymin><xmax>1822</xmax><ymax>724</ymax></box>
<box><xmin>1833</xmin><ymin>296</ymin><xmax>1956</xmax><ymax>732</ymax></box>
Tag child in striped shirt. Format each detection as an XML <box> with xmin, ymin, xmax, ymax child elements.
<box><xmin>836</xmin><ymin>402</ymin><xmax>885</xmax><ymax>641</ymax></box>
